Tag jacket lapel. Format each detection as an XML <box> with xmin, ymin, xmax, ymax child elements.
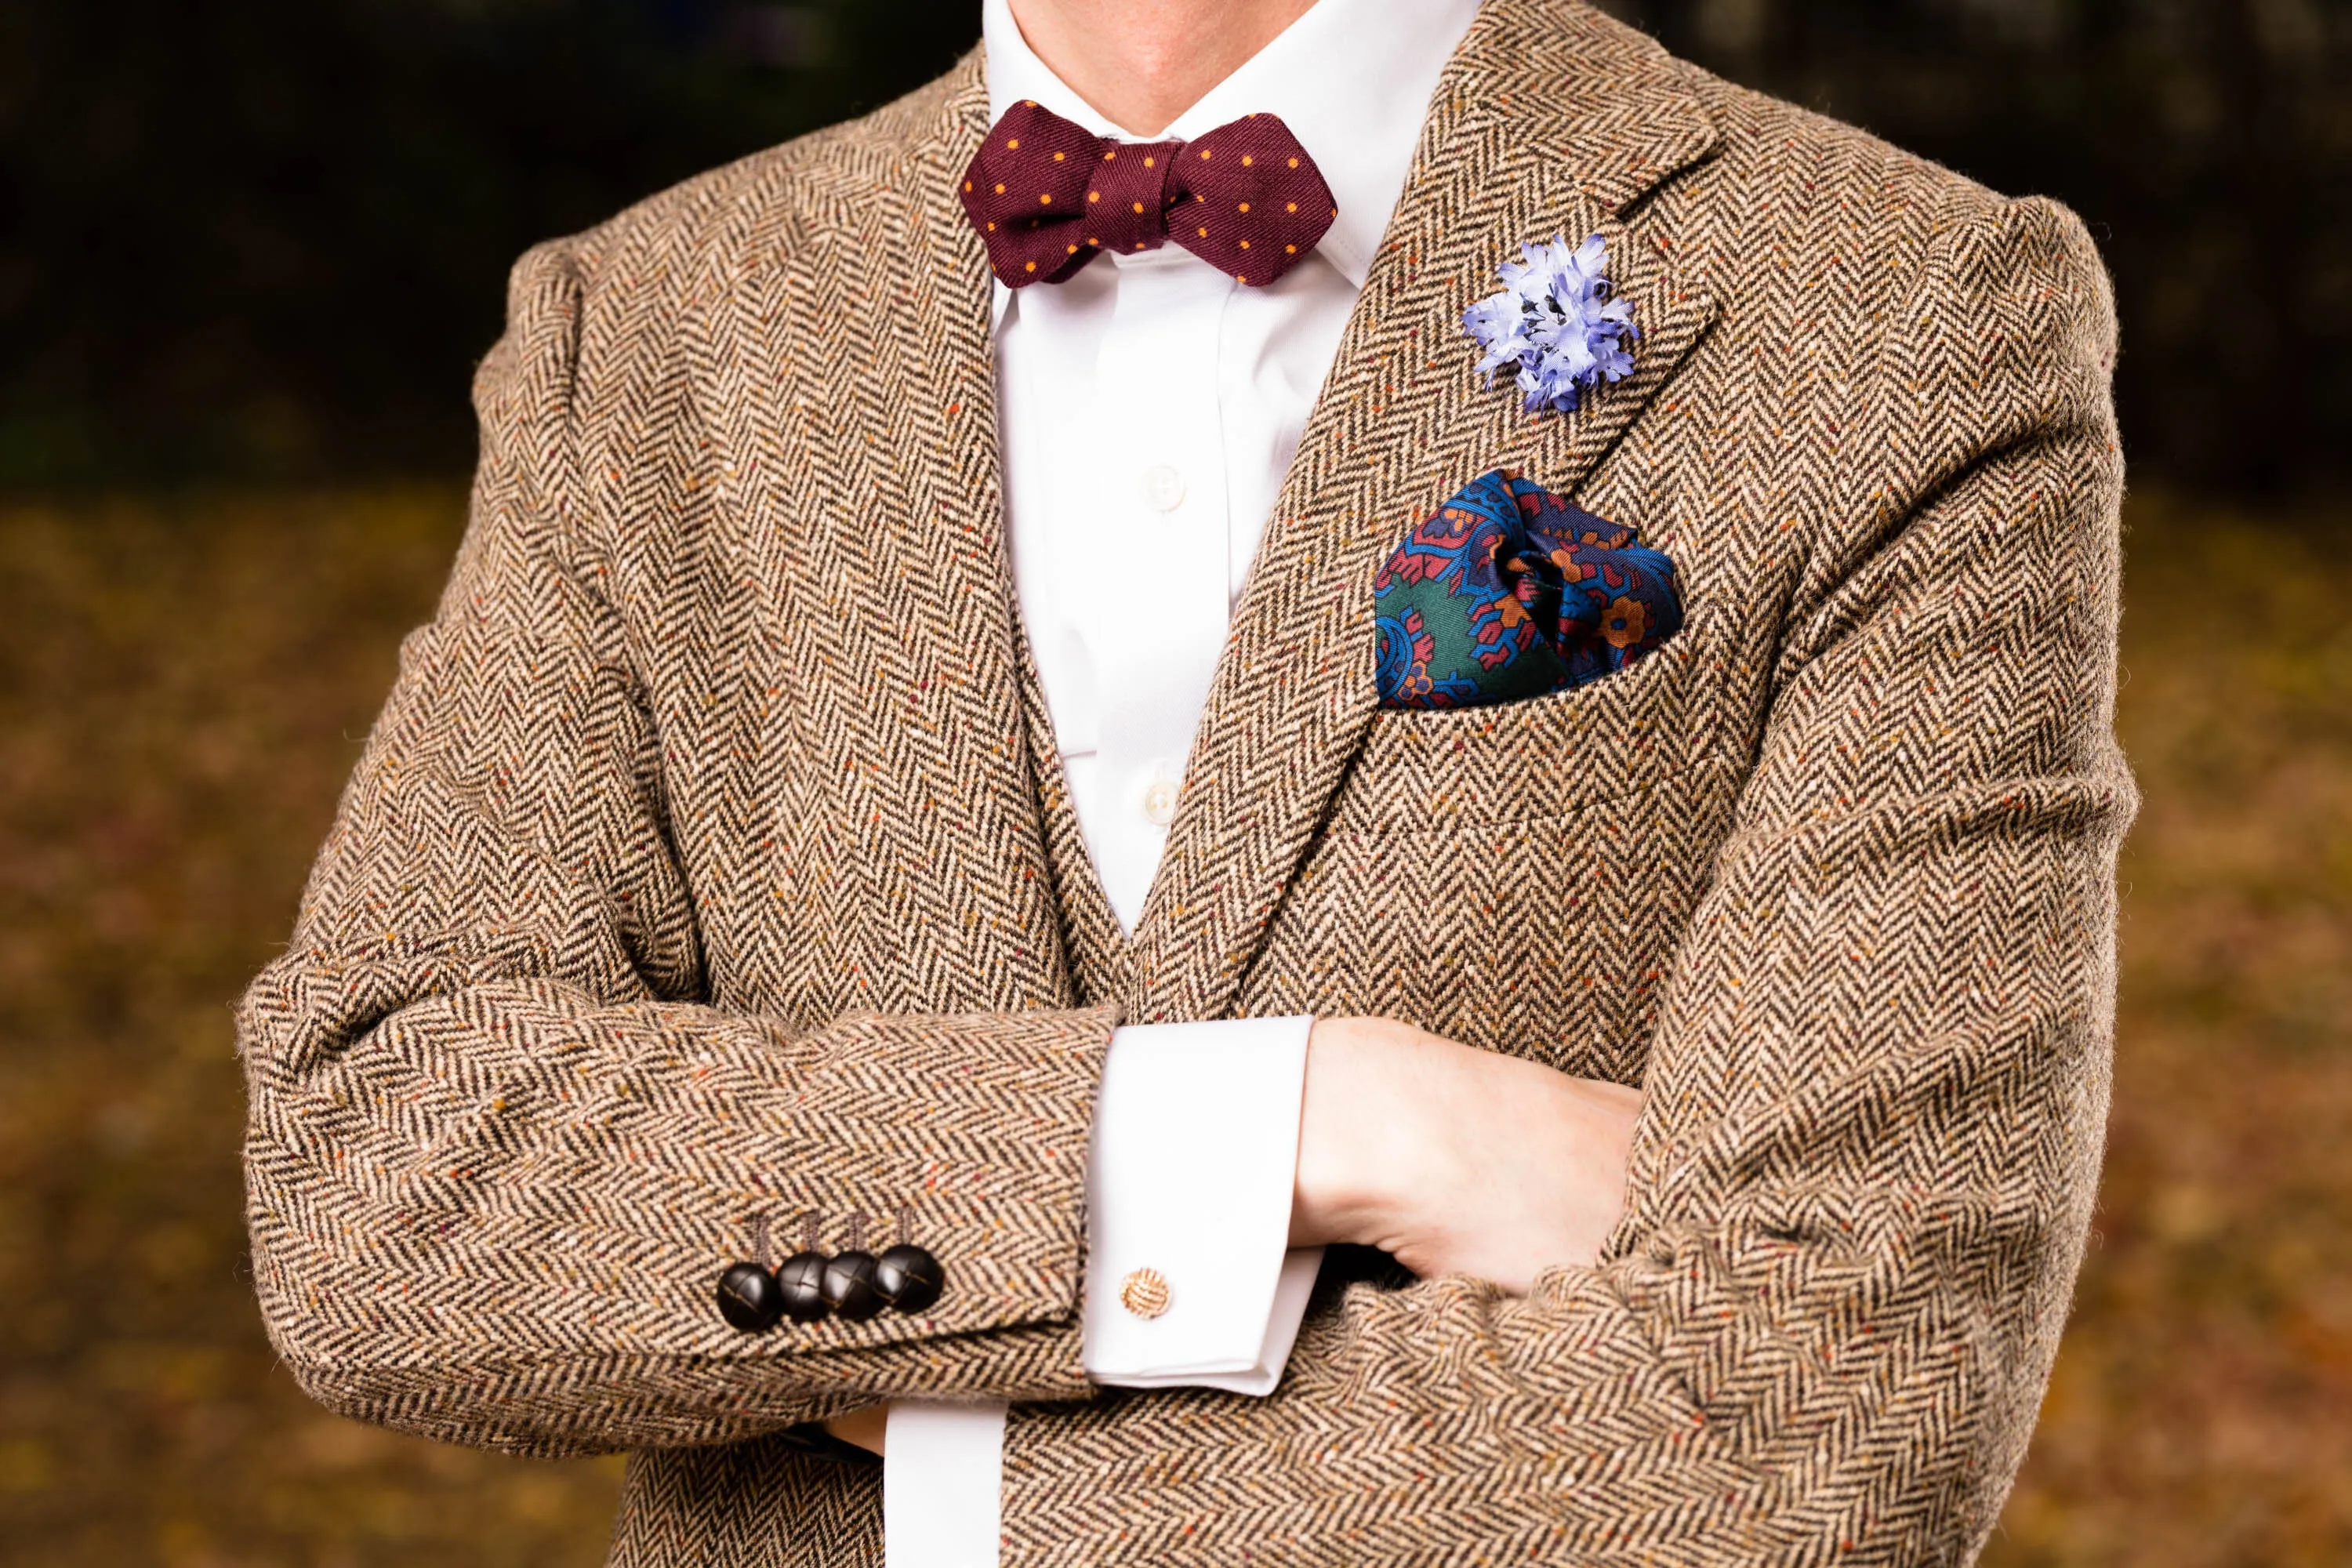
<box><xmin>1009</xmin><ymin>622</ymin><xmax>1138</xmax><ymax>1004</ymax></box>
<box><xmin>1128</xmin><ymin>0</ymin><xmax>1724</xmax><ymax>1022</ymax></box>
<box><xmin>700</xmin><ymin>56</ymin><xmax>1086</xmax><ymax>1014</ymax></box>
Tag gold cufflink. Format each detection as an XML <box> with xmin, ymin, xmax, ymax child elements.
<box><xmin>1119</xmin><ymin>1267</ymin><xmax>1171</xmax><ymax>1319</ymax></box>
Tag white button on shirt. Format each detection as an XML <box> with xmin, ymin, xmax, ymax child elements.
<box><xmin>1139</xmin><ymin>463</ymin><xmax>1186</xmax><ymax>513</ymax></box>
<box><xmin>883</xmin><ymin>2</ymin><xmax>1484</xmax><ymax>1563</ymax></box>
<box><xmin>1140</xmin><ymin>774</ymin><xmax>1179</xmax><ymax>827</ymax></box>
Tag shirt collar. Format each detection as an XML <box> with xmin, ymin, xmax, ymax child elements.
<box><xmin>982</xmin><ymin>0</ymin><xmax>1481</xmax><ymax>317</ymax></box>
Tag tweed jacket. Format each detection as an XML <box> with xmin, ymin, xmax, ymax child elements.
<box><xmin>238</xmin><ymin>1</ymin><xmax>2133</xmax><ymax>1562</ymax></box>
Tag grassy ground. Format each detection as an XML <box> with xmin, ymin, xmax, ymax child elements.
<box><xmin>0</xmin><ymin>487</ymin><xmax>2344</xmax><ymax>1565</ymax></box>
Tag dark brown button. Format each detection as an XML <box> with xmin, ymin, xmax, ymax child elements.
<box><xmin>776</xmin><ymin>1250</ymin><xmax>831</xmax><ymax>1323</ymax></box>
<box><xmin>822</xmin><ymin>1250</ymin><xmax>884</xmax><ymax>1321</ymax></box>
<box><xmin>875</xmin><ymin>1244</ymin><xmax>944</xmax><ymax>1314</ymax></box>
<box><xmin>717</xmin><ymin>1262</ymin><xmax>782</xmax><ymax>1332</ymax></box>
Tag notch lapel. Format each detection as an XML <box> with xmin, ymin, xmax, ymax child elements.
<box><xmin>1129</xmin><ymin>0</ymin><xmax>1724</xmax><ymax>1022</ymax></box>
<box><xmin>699</xmin><ymin>56</ymin><xmax>1083</xmax><ymax>1014</ymax></box>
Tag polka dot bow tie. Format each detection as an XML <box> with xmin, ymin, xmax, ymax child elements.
<box><xmin>959</xmin><ymin>100</ymin><xmax>1337</xmax><ymax>289</ymax></box>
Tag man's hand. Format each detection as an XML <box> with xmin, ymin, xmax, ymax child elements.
<box><xmin>818</xmin><ymin>1019</ymin><xmax>1634</xmax><ymax>1449</ymax></box>
<box><xmin>1289</xmin><ymin>1017</ymin><xmax>1642</xmax><ymax>1293</ymax></box>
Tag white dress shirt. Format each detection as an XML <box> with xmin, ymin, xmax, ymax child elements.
<box><xmin>884</xmin><ymin>1</ymin><xmax>1483</xmax><ymax>1562</ymax></box>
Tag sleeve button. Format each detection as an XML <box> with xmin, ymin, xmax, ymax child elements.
<box><xmin>717</xmin><ymin>1262</ymin><xmax>783</xmax><ymax>1332</ymax></box>
<box><xmin>875</xmin><ymin>1243</ymin><xmax>946</xmax><ymax>1314</ymax></box>
<box><xmin>776</xmin><ymin>1250</ymin><xmax>832</xmax><ymax>1323</ymax></box>
<box><xmin>822</xmin><ymin>1250</ymin><xmax>885</xmax><ymax>1321</ymax></box>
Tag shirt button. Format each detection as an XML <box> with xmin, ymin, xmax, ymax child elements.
<box><xmin>1140</xmin><ymin>778</ymin><xmax>1178</xmax><ymax>827</ymax></box>
<box><xmin>1139</xmin><ymin>464</ymin><xmax>1186</xmax><ymax>513</ymax></box>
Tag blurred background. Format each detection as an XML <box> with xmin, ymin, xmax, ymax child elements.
<box><xmin>1</xmin><ymin>0</ymin><xmax>2345</xmax><ymax>1562</ymax></box>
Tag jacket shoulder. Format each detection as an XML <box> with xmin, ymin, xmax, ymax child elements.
<box><xmin>1673</xmin><ymin>51</ymin><xmax>2089</xmax><ymax>260</ymax></box>
<box><xmin>514</xmin><ymin>50</ymin><xmax>982</xmax><ymax>321</ymax></box>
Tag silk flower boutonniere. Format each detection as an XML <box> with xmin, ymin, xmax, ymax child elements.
<box><xmin>1463</xmin><ymin>232</ymin><xmax>1638</xmax><ymax>414</ymax></box>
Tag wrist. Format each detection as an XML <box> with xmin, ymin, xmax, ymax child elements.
<box><xmin>823</xmin><ymin>1403</ymin><xmax>888</xmax><ymax>1457</ymax></box>
<box><xmin>1290</xmin><ymin>1018</ymin><xmax>1414</xmax><ymax>1249</ymax></box>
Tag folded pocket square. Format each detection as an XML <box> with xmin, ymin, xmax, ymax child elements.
<box><xmin>1373</xmin><ymin>469</ymin><xmax>1683</xmax><ymax>710</ymax></box>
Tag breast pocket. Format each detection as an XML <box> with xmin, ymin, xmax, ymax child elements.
<box><xmin>1329</xmin><ymin>601</ymin><xmax>1727</xmax><ymax>833</ymax></box>
<box><xmin>1241</xmin><ymin>608</ymin><xmax>1740</xmax><ymax>1083</ymax></box>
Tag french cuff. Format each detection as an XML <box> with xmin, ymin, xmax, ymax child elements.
<box><xmin>1081</xmin><ymin>1015</ymin><xmax>1321</xmax><ymax>1394</ymax></box>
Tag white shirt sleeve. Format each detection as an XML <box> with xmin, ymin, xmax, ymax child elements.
<box><xmin>884</xmin><ymin>1400</ymin><xmax>1005</xmax><ymax>1568</ymax></box>
<box><xmin>883</xmin><ymin>1015</ymin><xmax>1320</xmax><ymax>1568</ymax></box>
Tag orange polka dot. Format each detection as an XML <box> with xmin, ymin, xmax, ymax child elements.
<box><xmin>1287</xmin><ymin>202</ymin><xmax>1297</xmax><ymax>212</ymax></box>
<box><xmin>1238</xmin><ymin>202</ymin><xmax>1250</xmax><ymax>212</ymax></box>
<box><xmin>1053</xmin><ymin>151</ymin><xmax>1065</xmax><ymax>162</ymax></box>
<box><xmin>1143</xmin><ymin>155</ymin><xmax>1155</xmax><ymax>167</ymax></box>
<box><xmin>1007</xmin><ymin>139</ymin><xmax>1019</xmax><ymax>150</ymax></box>
<box><xmin>1200</xmin><ymin>148</ymin><xmax>1212</xmax><ymax>160</ymax></box>
<box><xmin>1088</xmin><ymin>191</ymin><xmax>1100</xmax><ymax>202</ymax></box>
<box><xmin>1025</xmin><ymin>261</ymin><xmax>1036</xmax><ymax>272</ymax></box>
<box><xmin>1067</xmin><ymin>243</ymin><xmax>1078</xmax><ymax>253</ymax></box>
<box><xmin>1133</xmin><ymin>241</ymin><xmax>1145</xmax><ymax>249</ymax></box>
<box><xmin>1040</xmin><ymin>194</ymin><xmax>1052</xmax><ymax>204</ymax></box>
<box><xmin>1196</xmin><ymin>226</ymin><xmax>1208</xmax><ymax>237</ymax></box>
<box><xmin>1239</xmin><ymin>239</ymin><xmax>1250</xmax><ymax>249</ymax></box>
<box><xmin>1133</xmin><ymin>201</ymin><xmax>1145</xmax><ymax>213</ymax></box>
<box><xmin>1236</xmin><ymin>275</ymin><xmax>1247</xmax><ymax>284</ymax></box>
<box><xmin>1288</xmin><ymin>157</ymin><xmax>1298</xmax><ymax>169</ymax></box>
<box><xmin>964</xmin><ymin>180</ymin><xmax>972</xmax><ymax>191</ymax></box>
<box><xmin>993</xmin><ymin>183</ymin><xmax>1005</xmax><ymax>194</ymax></box>
<box><xmin>1241</xmin><ymin>155</ymin><xmax>1254</xmax><ymax>166</ymax></box>
<box><xmin>1285</xmin><ymin>244</ymin><xmax>1296</xmax><ymax>253</ymax></box>
<box><xmin>1104</xmin><ymin>149</ymin><xmax>1116</xmax><ymax>160</ymax></box>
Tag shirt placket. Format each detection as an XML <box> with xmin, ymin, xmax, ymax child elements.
<box><xmin>1075</xmin><ymin>256</ymin><xmax>1236</xmax><ymax>931</ymax></box>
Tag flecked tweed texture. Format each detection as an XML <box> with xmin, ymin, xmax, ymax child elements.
<box><xmin>238</xmin><ymin>2</ymin><xmax>2134</xmax><ymax>1563</ymax></box>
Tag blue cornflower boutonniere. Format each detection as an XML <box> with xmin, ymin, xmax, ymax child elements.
<box><xmin>1463</xmin><ymin>233</ymin><xmax>1638</xmax><ymax>415</ymax></box>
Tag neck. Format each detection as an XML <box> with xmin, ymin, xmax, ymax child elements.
<box><xmin>1004</xmin><ymin>0</ymin><xmax>1320</xmax><ymax>136</ymax></box>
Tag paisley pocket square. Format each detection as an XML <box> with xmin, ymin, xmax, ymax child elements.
<box><xmin>1373</xmin><ymin>469</ymin><xmax>1683</xmax><ymax>710</ymax></box>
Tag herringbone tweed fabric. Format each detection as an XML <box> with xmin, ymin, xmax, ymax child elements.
<box><xmin>238</xmin><ymin>1</ymin><xmax>2133</xmax><ymax>1562</ymax></box>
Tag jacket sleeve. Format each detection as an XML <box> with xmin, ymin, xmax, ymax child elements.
<box><xmin>996</xmin><ymin>196</ymin><xmax>2134</xmax><ymax>1565</ymax></box>
<box><xmin>237</xmin><ymin>240</ymin><xmax>1110</xmax><ymax>1458</ymax></box>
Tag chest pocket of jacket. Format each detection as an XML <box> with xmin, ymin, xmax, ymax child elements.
<box><xmin>1240</xmin><ymin>608</ymin><xmax>1741</xmax><ymax>1084</ymax></box>
<box><xmin>1332</xmin><ymin>601</ymin><xmax>1726</xmax><ymax>832</ymax></box>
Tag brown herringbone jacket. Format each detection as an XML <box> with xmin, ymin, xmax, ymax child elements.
<box><xmin>238</xmin><ymin>2</ymin><xmax>2133</xmax><ymax>1562</ymax></box>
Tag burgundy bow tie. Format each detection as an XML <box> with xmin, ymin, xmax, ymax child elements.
<box><xmin>960</xmin><ymin>100</ymin><xmax>1337</xmax><ymax>289</ymax></box>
